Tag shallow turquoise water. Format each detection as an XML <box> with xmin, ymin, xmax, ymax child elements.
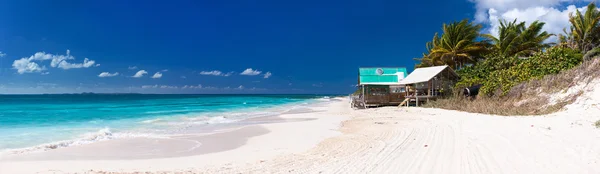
<box><xmin>0</xmin><ymin>94</ymin><xmax>333</xmax><ymax>152</ymax></box>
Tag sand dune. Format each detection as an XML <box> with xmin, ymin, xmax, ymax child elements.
<box><xmin>2</xmin><ymin>98</ymin><xmax>599</xmax><ymax>173</ymax></box>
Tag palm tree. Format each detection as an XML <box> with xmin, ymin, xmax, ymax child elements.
<box><xmin>482</xmin><ymin>19</ymin><xmax>553</xmax><ymax>57</ymax></box>
<box><xmin>563</xmin><ymin>3</ymin><xmax>600</xmax><ymax>53</ymax></box>
<box><xmin>428</xmin><ymin>19</ymin><xmax>487</xmax><ymax>69</ymax></box>
<box><xmin>415</xmin><ymin>34</ymin><xmax>444</xmax><ymax>67</ymax></box>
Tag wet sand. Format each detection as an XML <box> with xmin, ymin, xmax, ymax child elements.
<box><xmin>0</xmin><ymin>100</ymin><xmax>347</xmax><ymax>173</ymax></box>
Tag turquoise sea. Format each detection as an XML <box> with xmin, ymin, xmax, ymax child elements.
<box><xmin>0</xmin><ymin>94</ymin><xmax>335</xmax><ymax>154</ymax></box>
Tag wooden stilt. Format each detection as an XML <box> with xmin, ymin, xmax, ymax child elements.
<box><xmin>416</xmin><ymin>95</ymin><xmax>419</xmax><ymax>107</ymax></box>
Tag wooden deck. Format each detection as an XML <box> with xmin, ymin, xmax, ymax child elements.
<box><xmin>401</xmin><ymin>95</ymin><xmax>438</xmax><ymax>107</ymax></box>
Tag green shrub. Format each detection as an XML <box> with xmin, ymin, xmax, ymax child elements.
<box><xmin>477</xmin><ymin>47</ymin><xmax>582</xmax><ymax>96</ymax></box>
<box><xmin>455</xmin><ymin>53</ymin><xmax>520</xmax><ymax>91</ymax></box>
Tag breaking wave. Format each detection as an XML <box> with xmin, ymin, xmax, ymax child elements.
<box><xmin>3</xmin><ymin>127</ymin><xmax>167</xmax><ymax>155</ymax></box>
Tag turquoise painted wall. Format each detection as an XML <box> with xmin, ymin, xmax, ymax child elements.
<box><xmin>359</xmin><ymin>67</ymin><xmax>407</xmax><ymax>84</ymax></box>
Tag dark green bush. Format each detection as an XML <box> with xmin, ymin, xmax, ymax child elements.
<box><xmin>455</xmin><ymin>47</ymin><xmax>582</xmax><ymax>96</ymax></box>
<box><xmin>480</xmin><ymin>47</ymin><xmax>582</xmax><ymax>96</ymax></box>
<box><xmin>455</xmin><ymin>53</ymin><xmax>520</xmax><ymax>92</ymax></box>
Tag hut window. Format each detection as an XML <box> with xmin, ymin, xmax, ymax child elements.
<box><xmin>390</xmin><ymin>86</ymin><xmax>405</xmax><ymax>93</ymax></box>
<box><xmin>367</xmin><ymin>86</ymin><xmax>388</xmax><ymax>96</ymax></box>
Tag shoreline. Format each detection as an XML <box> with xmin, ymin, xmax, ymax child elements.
<box><xmin>0</xmin><ymin>98</ymin><xmax>349</xmax><ymax>173</ymax></box>
<box><xmin>2</xmin><ymin>98</ymin><xmax>599</xmax><ymax>173</ymax></box>
<box><xmin>0</xmin><ymin>97</ymin><xmax>331</xmax><ymax>158</ymax></box>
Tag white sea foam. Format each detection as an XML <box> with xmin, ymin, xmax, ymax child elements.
<box><xmin>3</xmin><ymin>127</ymin><xmax>167</xmax><ymax>155</ymax></box>
<box><xmin>179</xmin><ymin>116</ymin><xmax>237</xmax><ymax>125</ymax></box>
<box><xmin>315</xmin><ymin>96</ymin><xmax>333</xmax><ymax>102</ymax></box>
<box><xmin>141</xmin><ymin>118</ymin><xmax>164</xmax><ymax>123</ymax></box>
<box><xmin>2</xmin><ymin>97</ymin><xmax>333</xmax><ymax>156</ymax></box>
<box><xmin>145</xmin><ymin>109</ymin><xmax>192</xmax><ymax>114</ymax></box>
<box><xmin>206</xmin><ymin>116</ymin><xmax>235</xmax><ymax>124</ymax></box>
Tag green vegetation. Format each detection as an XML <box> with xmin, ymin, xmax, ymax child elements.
<box><xmin>466</xmin><ymin>47</ymin><xmax>582</xmax><ymax>96</ymax></box>
<box><xmin>415</xmin><ymin>3</ymin><xmax>600</xmax><ymax>115</ymax></box>
<box><xmin>416</xmin><ymin>3</ymin><xmax>600</xmax><ymax>97</ymax></box>
<box><xmin>415</xmin><ymin>19</ymin><xmax>487</xmax><ymax>69</ymax></box>
<box><xmin>482</xmin><ymin>20</ymin><xmax>553</xmax><ymax>57</ymax></box>
<box><xmin>559</xmin><ymin>3</ymin><xmax>600</xmax><ymax>53</ymax></box>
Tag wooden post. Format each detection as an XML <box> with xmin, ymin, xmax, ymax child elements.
<box><xmin>406</xmin><ymin>85</ymin><xmax>410</xmax><ymax>107</ymax></box>
<box><xmin>362</xmin><ymin>85</ymin><xmax>366</xmax><ymax>104</ymax></box>
<box><xmin>416</xmin><ymin>95</ymin><xmax>419</xmax><ymax>107</ymax></box>
<box><xmin>428</xmin><ymin>81</ymin><xmax>431</xmax><ymax>96</ymax></box>
<box><xmin>427</xmin><ymin>80</ymin><xmax>431</xmax><ymax>103</ymax></box>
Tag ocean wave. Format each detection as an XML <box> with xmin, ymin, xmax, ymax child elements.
<box><xmin>145</xmin><ymin>109</ymin><xmax>194</xmax><ymax>114</ymax></box>
<box><xmin>3</xmin><ymin>127</ymin><xmax>167</xmax><ymax>155</ymax></box>
<box><xmin>179</xmin><ymin>116</ymin><xmax>237</xmax><ymax>125</ymax></box>
<box><xmin>140</xmin><ymin>118</ymin><xmax>164</xmax><ymax>123</ymax></box>
<box><xmin>205</xmin><ymin>116</ymin><xmax>235</xmax><ymax>124</ymax></box>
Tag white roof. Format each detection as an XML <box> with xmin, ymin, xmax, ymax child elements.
<box><xmin>359</xmin><ymin>82</ymin><xmax>405</xmax><ymax>85</ymax></box>
<box><xmin>399</xmin><ymin>65</ymin><xmax>453</xmax><ymax>85</ymax></box>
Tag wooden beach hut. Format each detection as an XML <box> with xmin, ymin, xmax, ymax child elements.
<box><xmin>352</xmin><ymin>67</ymin><xmax>408</xmax><ymax>108</ymax></box>
<box><xmin>398</xmin><ymin>65</ymin><xmax>459</xmax><ymax>106</ymax></box>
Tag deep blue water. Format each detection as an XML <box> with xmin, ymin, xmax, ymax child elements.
<box><xmin>0</xmin><ymin>94</ymin><xmax>333</xmax><ymax>152</ymax></box>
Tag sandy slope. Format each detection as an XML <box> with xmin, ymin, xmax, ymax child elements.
<box><xmin>198</xmin><ymin>106</ymin><xmax>600</xmax><ymax>174</ymax></box>
<box><xmin>2</xmin><ymin>98</ymin><xmax>600</xmax><ymax>174</ymax></box>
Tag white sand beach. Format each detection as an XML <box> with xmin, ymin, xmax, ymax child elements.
<box><xmin>1</xmin><ymin>98</ymin><xmax>600</xmax><ymax>174</ymax></box>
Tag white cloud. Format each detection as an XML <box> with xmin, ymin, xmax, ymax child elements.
<box><xmin>237</xmin><ymin>85</ymin><xmax>244</xmax><ymax>89</ymax></box>
<box><xmin>161</xmin><ymin>69</ymin><xmax>169</xmax><ymax>72</ymax></box>
<box><xmin>128</xmin><ymin>66</ymin><xmax>138</xmax><ymax>70</ymax></box>
<box><xmin>487</xmin><ymin>5</ymin><xmax>583</xmax><ymax>40</ymax></box>
<box><xmin>132</xmin><ymin>70</ymin><xmax>148</xmax><ymax>78</ymax></box>
<box><xmin>98</xmin><ymin>72</ymin><xmax>119</xmax><ymax>77</ymax></box>
<box><xmin>160</xmin><ymin>85</ymin><xmax>177</xmax><ymax>89</ymax></box>
<box><xmin>48</xmin><ymin>50</ymin><xmax>96</xmax><ymax>69</ymax></box>
<box><xmin>181</xmin><ymin>76</ymin><xmax>187</xmax><ymax>79</ymax></box>
<box><xmin>56</xmin><ymin>57</ymin><xmax>96</xmax><ymax>69</ymax></box>
<box><xmin>199</xmin><ymin>70</ymin><xmax>233</xmax><ymax>76</ymax></box>
<box><xmin>240</xmin><ymin>68</ymin><xmax>261</xmax><ymax>76</ymax></box>
<box><xmin>151</xmin><ymin>72</ymin><xmax>163</xmax><ymax>79</ymax></box>
<box><xmin>183</xmin><ymin>84</ymin><xmax>202</xmax><ymax>89</ymax></box>
<box><xmin>12</xmin><ymin>58</ymin><xmax>46</xmax><ymax>74</ymax></box>
<box><xmin>263</xmin><ymin>72</ymin><xmax>272</xmax><ymax>78</ymax></box>
<box><xmin>141</xmin><ymin>85</ymin><xmax>158</xmax><ymax>89</ymax></box>
<box><xmin>12</xmin><ymin>50</ymin><xmax>98</xmax><ymax>74</ymax></box>
<box><xmin>143</xmin><ymin>84</ymin><xmax>202</xmax><ymax>89</ymax></box>
<box><xmin>200</xmin><ymin>70</ymin><xmax>221</xmax><ymax>76</ymax></box>
<box><xmin>41</xmin><ymin>72</ymin><xmax>50</xmax><ymax>75</ymax></box>
<box><xmin>471</xmin><ymin>0</ymin><xmax>593</xmax><ymax>22</ymax></box>
<box><xmin>0</xmin><ymin>52</ymin><xmax>6</xmax><ymax>57</ymax></box>
<box><xmin>141</xmin><ymin>84</ymin><xmax>177</xmax><ymax>89</ymax></box>
<box><xmin>471</xmin><ymin>0</ymin><xmax>594</xmax><ymax>40</ymax></box>
<box><xmin>312</xmin><ymin>83</ymin><xmax>323</xmax><ymax>87</ymax></box>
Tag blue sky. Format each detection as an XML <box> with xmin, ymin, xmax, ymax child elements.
<box><xmin>0</xmin><ymin>0</ymin><xmax>588</xmax><ymax>94</ymax></box>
